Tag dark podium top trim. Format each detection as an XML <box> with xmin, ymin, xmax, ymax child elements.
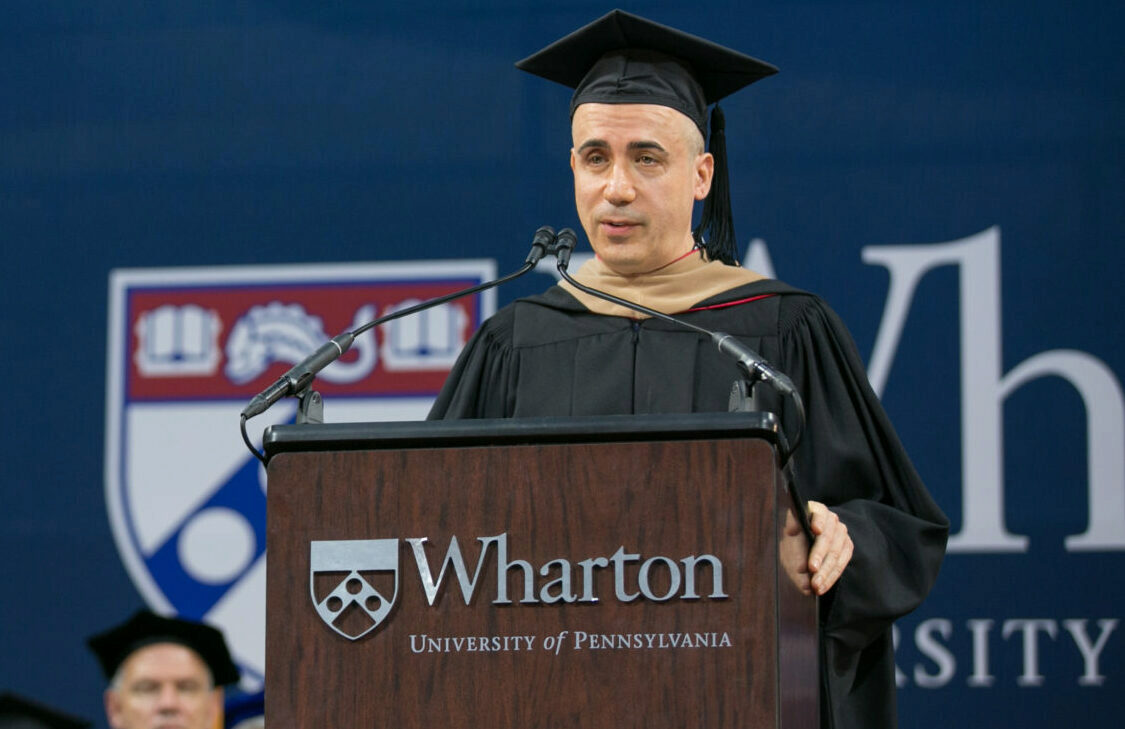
<box><xmin>262</xmin><ymin>411</ymin><xmax>778</xmax><ymax>461</ymax></box>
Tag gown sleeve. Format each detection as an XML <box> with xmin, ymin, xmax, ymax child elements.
<box><xmin>427</xmin><ymin>307</ymin><xmax>518</xmax><ymax>420</ymax></box>
<box><xmin>776</xmin><ymin>294</ymin><xmax>949</xmax><ymax>728</ymax></box>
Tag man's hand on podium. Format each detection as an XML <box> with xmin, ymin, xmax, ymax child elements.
<box><xmin>806</xmin><ymin>501</ymin><xmax>853</xmax><ymax>596</ymax></box>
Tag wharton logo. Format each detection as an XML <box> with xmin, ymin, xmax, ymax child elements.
<box><xmin>105</xmin><ymin>260</ymin><xmax>495</xmax><ymax>684</ymax></box>
<box><xmin>310</xmin><ymin>532</ymin><xmax>729</xmax><ymax>641</ymax></box>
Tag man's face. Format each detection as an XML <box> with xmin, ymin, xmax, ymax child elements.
<box><xmin>570</xmin><ymin>102</ymin><xmax>713</xmax><ymax>275</ymax></box>
<box><xmin>104</xmin><ymin>643</ymin><xmax>220</xmax><ymax>729</ymax></box>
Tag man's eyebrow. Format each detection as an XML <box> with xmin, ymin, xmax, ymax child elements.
<box><xmin>575</xmin><ymin>139</ymin><xmax>668</xmax><ymax>153</ymax></box>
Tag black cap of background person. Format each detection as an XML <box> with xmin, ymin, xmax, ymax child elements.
<box><xmin>516</xmin><ymin>9</ymin><xmax>778</xmax><ymax>267</ymax></box>
<box><xmin>87</xmin><ymin>610</ymin><xmax>240</xmax><ymax>687</ymax></box>
<box><xmin>0</xmin><ymin>693</ymin><xmax>91</xmax><ymax>729</ymax></box>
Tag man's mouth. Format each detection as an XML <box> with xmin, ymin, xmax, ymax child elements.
<box><xmin>599</xmin><ymin>219</ymin><xmax>641</xmax><ymax>235</ymax></box>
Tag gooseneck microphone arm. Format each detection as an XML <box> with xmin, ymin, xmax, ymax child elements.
<box><xmin>552</xmin><ymin>228</ymin><xmax>806</xmax><ymax>463</ymax></box>
<box><xmin>348</xmin><ymin>224</ymin><xmax>553</xmax><ymax>341</ymax></box>
<box><xmin>238</xmin><ymin>225</ymin><xmax>559</xmax><ymax>464</ymax></box>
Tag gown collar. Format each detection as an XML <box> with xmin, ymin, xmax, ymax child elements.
<box><xmin>559</xmin><ymin>250</ymin><xmax>767</xmax><ymax>318</ymax></box>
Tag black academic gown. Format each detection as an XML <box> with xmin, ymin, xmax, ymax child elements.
<box><xmin>429</xmin><ymin>278</ymin><xmax>949</xmax><ymax>729</ymax></box>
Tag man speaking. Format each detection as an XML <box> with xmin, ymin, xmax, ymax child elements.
<box><xmin>430</xmin><ymin>9</ymin><xmax>948</xmax><ymax>729</ymax></box>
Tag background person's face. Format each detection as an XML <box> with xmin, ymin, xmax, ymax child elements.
<box><xmin>105</xmin><ymin>643</ymin><xmax>220</xmax><ymax>729</ymax></box>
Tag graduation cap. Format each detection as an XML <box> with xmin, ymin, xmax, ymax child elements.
<box><xmin>0</xmin><ymin>693</ymin><xmax>91</xmax><ymax>729</ymax></box>
<box><xmin>516</xmin><ymin>9</ymin><xmax>778</xmax><ymax>266</ymax></box>
<box><xmin>87</xmin><ymin>610</ymin><xmax>240</xmax><ymax>688</ymax></box>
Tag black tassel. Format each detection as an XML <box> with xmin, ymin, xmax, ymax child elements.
<box><xmin>693</xmin><ymin>104</ymin><xmax>738</xmax><ymax>265</ymax></box>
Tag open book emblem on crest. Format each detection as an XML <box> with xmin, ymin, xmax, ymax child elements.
<box><xmin>310</xmin><ymin>539</ymin><xmax>400</xmax><ymax>641</ymax></box>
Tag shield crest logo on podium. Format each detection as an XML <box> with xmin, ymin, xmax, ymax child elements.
<box><xmin>310</xmin><ymin>539</ymin><xmax>400</xmax><ymax>640</ymax></box>
<box><xmin>105</xmin><ymin>260</ymin><xmax>495</xmax><ymax>685</ymax></box>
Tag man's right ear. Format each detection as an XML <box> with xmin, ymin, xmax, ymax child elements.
<box><xmin>104</xmin><ymin>688</ymin><xmax>123</xmax><ymax>729</ymax></box>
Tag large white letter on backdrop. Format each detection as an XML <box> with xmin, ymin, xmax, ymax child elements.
<box><xmin>863</xmin><ymin>227</ymin><xmax>1125</xmax><ymax>552</ymax></box>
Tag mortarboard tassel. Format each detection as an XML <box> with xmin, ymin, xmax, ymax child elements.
<box><xmin>694</xmin><ymin>104</ymin><xmax>738</xmax><ymax>265</ymax></box>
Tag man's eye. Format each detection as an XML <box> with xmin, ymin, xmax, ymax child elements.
<box><xmin>637</xmin><ymin>154</ymin><xmax>657</xmax><ymax>165</ymax></box>
<box><xmin>585</xmin><ymin>152</ymin><xmax>606</xmax><ymax>165</ymax></box>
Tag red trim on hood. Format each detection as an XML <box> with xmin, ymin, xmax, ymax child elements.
<box><xmin>687</xmin><ymin>293</ymin><xmax>776</xmax><ymax>312</ymax></box>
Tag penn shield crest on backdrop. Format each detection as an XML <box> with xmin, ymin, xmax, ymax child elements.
<box><xmin>104</xmin><ymin>260</ymin><xmax>495</xmax><ymax>684</ymax></box>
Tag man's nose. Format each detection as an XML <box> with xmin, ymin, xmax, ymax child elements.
<box><xmin>155</xmin><ymin>684</ymin><xmax>182</xmax><ymax>712</ymax></box>
<box><xmin>603</xmin><ymin>163</ymin><xmax>636</xmax><ymax>205</ymax></box>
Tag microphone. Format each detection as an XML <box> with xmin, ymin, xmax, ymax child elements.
<box><xmin>525</xmin><ymin>224</ymin><xmax>556</xmax><ymax>266</ymax></box>
<box><xmin>240</xmin><ymin>332</ymin><xmax>355</xmax><ymax>419</ymax></box>
<box><xmin>551</xmin><ymin>229</ymin><xmax>804</xmax><ymax>457</ymax></box>
<box><xmin>711</xmin><ymin>333</ymin><xmax>797</xmax><ymax>398</ymax></box>
<box><xmin>553</xmin><ymin>226</ymin><xmax>578</xmax><ymax>270</ymax></box>
<box><xmin>240</xmin><ymin>226</ymin><xmax>558</xmax><ymax>420</ymax></box>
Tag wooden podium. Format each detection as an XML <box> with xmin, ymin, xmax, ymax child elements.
<box><xmin>264</xmin><ymin>412</ymin><xmax>818</xmax><ymax>728</ymax></box>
